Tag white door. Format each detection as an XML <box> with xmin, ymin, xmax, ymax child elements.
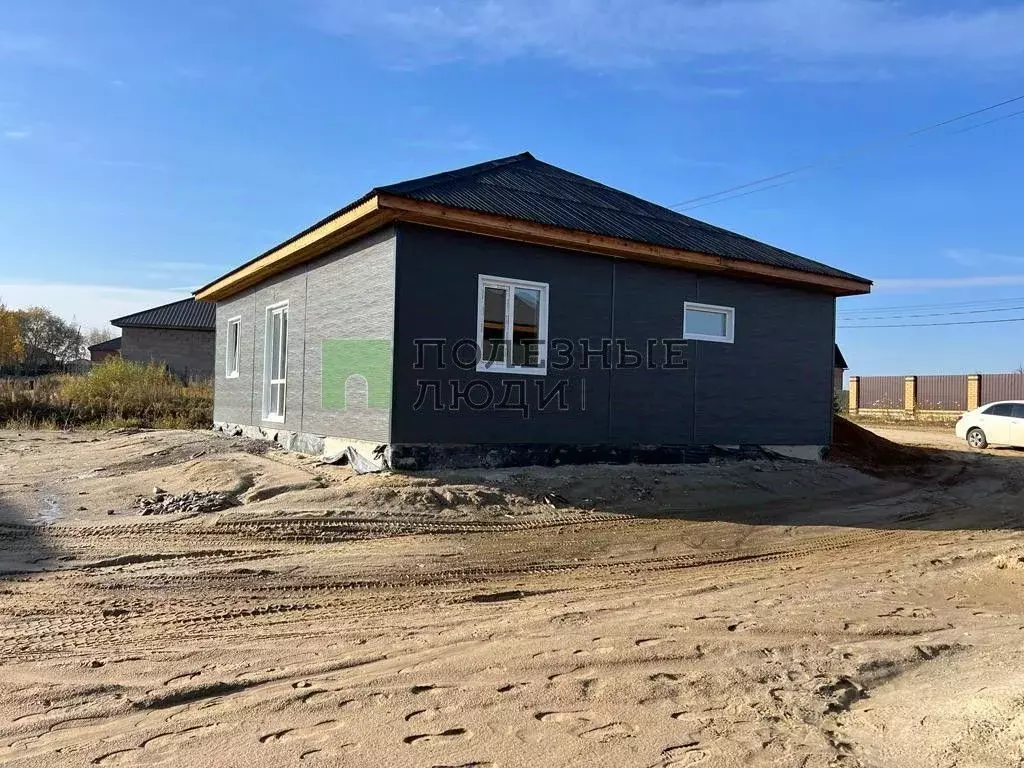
<box><xmin>978</xmin><ymin>403</ymin><xmax>1014</xmax><ymax>445</ymax></box>
<box><xmin>1010</xmin><ymin>404</ymin><xmax>1024</xmax><ymax>448</ymax></box>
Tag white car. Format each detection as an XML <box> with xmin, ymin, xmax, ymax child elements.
<box><xmin>955</xmin><ymin>400</ymin><xmax>1024</xmax><ymax>449</ymax></box>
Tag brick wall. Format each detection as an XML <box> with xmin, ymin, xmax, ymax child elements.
<box><xmin>121</xmin><ymin>327</ymin><xmax>215</xmax><ymax>381</ymax></box>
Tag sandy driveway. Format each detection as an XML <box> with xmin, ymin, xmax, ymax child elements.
<box><xmin>0</xmin><ymin>426</ymin><xmax>1022</xmax><ymax>767</ymax></box>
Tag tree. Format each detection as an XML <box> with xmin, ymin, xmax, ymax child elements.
<box><xmin>0</xmin><ymin>303</ymin><xmax>24</xmax><ymax>365</ymax></box>
<box><xmin>81</xmin><ymin>326</ymin><xmax>118</xmax><ymax>357</ymax></box>
<box><xmin>15</xmin><ymin>307</ymin><xmax>84</xmax><ymax>366</ymax></box>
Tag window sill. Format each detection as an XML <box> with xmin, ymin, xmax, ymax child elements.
<box><xmin>683</xmin><ymin>334</ymin><xmax>734</xmax><ymax>344</ymax></box>
<box><xmin>475</xmin><ymin>363</ymin><xmax>548</xmax><ymax>376</ymax></box>
<box><xmin>262</xmin><ymin>414</ymin><xmax>286</xmax><ymax>424</ymax></box>
<box><xmin>225</xmin><ymin>373</ymin><xmax>239</xmax><ymax>379</ymax></box>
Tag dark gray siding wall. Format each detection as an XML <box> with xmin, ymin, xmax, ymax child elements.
<box><xmin>392</xmin><ymin>224</ymin><xmax>835</xmax><ymax>447</ymax></box>
<box><xmin>212</xmin><ymin>227</ymin><xmax>396</xmax><ymax>441</ymax></box>
<box><xmin>392</xmin><ymin>224</ymin><xmax>613</xmax><ymax>444</ymax></box>
<box><xmin>690</xmin><ymin>276</ymin><xmax>835</xmax><ymax>445</ymax></box>
<box><xmin>121</xmin><ymin>327</ymin><xmax>215</xmax><ymax>380</ymax></box>
<box><xmin>608</xmin><ymin>261</ymin><xmax>698</xmax><ymax>444</ymax></box>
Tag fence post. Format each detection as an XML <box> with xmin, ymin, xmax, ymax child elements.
<box><xmin>967</xmin><ymin>374</ymin><xmax>980</xmax><ymax>410</ymax></box>
<box><xmin>848</xmin><ymin>376</ymin><xmax>859</xmax><ymax>415</ymax></box>
<box><xmin>904</xmin><ymin>376</ymin><xmax>917</xmax><ymax>417</ymax></box>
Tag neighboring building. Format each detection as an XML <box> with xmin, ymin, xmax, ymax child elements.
<box><xmin>111</xmin><ymin>298</ymin><xmax>215</xmax><ymax>380</ymax></box>
<box><xmin>195</xmin><ymin>153</ymin><xmax>872</xmax><ymax>468</ymax></box>
<box><xmin>88</xmin><ymin>336</ymin><xmax>122</xmax><ymax>363</ymax></box>
<box><xmin>834</xmin><ymin>345</ymin><xmax>848</xmax><ymax>394</ymax></box>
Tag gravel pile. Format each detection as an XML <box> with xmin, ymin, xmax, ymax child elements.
<box><xmin>136</xmin><ymin>487</ymin><xmax>239</xmax><ymax>516</ymax></box>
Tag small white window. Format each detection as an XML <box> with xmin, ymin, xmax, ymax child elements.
<box><xmin>476</xmin><ymin>275</ymin><xmax>549</xmax><ymax>374</ymax></box>
<box><xmin>262</xmin><ymin>302</ymin><xmax>288</xmax><ymax>421</ymax></box>
<box><xmin>225</xmin><ymin>317</ymin><xmax>241</xmax><ymax>378</ymax></box>
<box><xmin>683</xmin><ymin>301</ymin><xmax>735</xmax><ymax>344</ymax></box>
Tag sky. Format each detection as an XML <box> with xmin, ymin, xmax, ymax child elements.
<box><xmin>1</xmin><ymin>0</ymin><xmax>1024</xmax><ymax>373</ymax></box>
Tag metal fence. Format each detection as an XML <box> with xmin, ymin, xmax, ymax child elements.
<box><xmin>980</xmin><ymin>374</ymin><xmax>1024</xmax><ymax>405</ymax></box>
<box><xmin>917</xmin><ymin>375</ymin><xmax>968</xmax><ymax>411</ymax></box>
<box><xmin>857</xmin><ymin>376</ymin><xmax>904</xmax><ymax>409</ymax></box>
<box><xmin>851</xmin><ymin>372</ymin><xmax>1024</xmax><ymax>415</ymax></box>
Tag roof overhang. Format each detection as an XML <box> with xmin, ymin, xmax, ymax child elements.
<box><xmin>195</xmin><ymin>193</ymin><xmax>872</xmax><ymax>301</ymax></box>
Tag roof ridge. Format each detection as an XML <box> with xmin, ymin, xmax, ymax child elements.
<box><xmin>376</xmin><ymin>152</ymin><xmax>534</xmax><ymax>196</ymax></box>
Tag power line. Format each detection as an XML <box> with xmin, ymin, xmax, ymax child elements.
<box><xmin>945</xmin><ymin>107</ymin><xmax>1024</xmax><ymax>137</ymax></box>
<box><xmin>837</xmin><ymin>295</ymin><xmax>1024</xmax><ymax>315</ymax></box>
<box><xmin>681</xmin><ymin>178</ymin><xmax>801</xmax><ymax>212</ymax></box>
<box><xmin>839</xmin><ymin>317</ymin><xmax>1024</xmax><ymax>329</ymax></box>
<box><xmin>671</xmin><ymin>93</ymin><xmax>1024</xmax><ymax>211</ymax></box>
<box><xmin>841</xmin><ymin>305</ymin><xmax>1024</xmax><ymax>321</ymax></box>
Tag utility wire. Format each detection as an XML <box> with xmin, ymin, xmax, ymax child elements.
<box><xmin>671</xmin><ymin>93</ymin><xmax>1024</xmax><ymax>211</ymax></box>
<box><xmin>842</xmin><ymin>305</ymin><xmax>1024</xmax><ymax>321</ymax></box>
<box><xmin>838</xmin><ymin>295</ymin><xmax>1024</xmax><ymax>314</ymax></box>
<box><xmin>839</xmin><ymin>317</ymin><xmax>1024</xmax><ymax>329</ymax></box>
<box><xmin>945</xmin><ymin>107</ymin><xmax>1024</xmax><ymax>137</ymax></box>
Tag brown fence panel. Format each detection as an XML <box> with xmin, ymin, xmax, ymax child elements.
<box><xmin>858</xmin><ymin>376</ymin><xmax>905</xmax><ymax>409</ymax></box>
<box><xmin>980</xmin><ymin>373</ymin><xmax>1024</xmax><ymax>406</ymax></box>
<box><xmin>917</xmin><ymin>375</ymin><xmax>967</xmax><ymax>411</ymax></box>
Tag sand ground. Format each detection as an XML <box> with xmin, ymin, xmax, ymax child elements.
<box><xmin>0</xmin><ymin>426</ymin><xmax>1022</xmax><ymax>767</ymax></box>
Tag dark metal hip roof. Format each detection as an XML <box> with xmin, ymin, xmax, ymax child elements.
<box><xmin>111</xmin><ymin>297</ymin><xmax>215</xmax><ymax>331</ymax></box>
<box><xmin>377</xmin><ymin>153</ymin><xmax>868</xmax><ymax>284</ymax></box>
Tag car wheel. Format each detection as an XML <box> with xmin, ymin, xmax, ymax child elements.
<box><xmin>966</xmin><ymin>427</ymin><xmax>988</xmax><ymax>449</ymax></box>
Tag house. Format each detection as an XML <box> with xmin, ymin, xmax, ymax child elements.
<box><xmin>195</xmin><ymin>153</ymin><xmax>871</xmax><ymax>468</ymax></box>
<box><xmin>834</xmin><ymin>345</ymin><xmax>848</xmax><ymax>394</ymax></box>
<box><xmin>111</xmin><ymin>298</ymin><xmax>215</xmax><ymax>380</ymax></box>
<box><xmin>88</xmin><ymin>336</ymin><xmax>122</xmax><ymax>363</ymax></box>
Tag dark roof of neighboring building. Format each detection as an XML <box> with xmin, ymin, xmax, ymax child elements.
<box><xmin>88</xmin><ymin>337</ymin><xmax>122</xmax><ymax>353</ymax></box>
<box><xmin>376</xmin><ymin>153</ymin><xmax>866</xmax><ymax>283</ymax></box>
<box><xmin>111</xmin><ymin>298</ymin><xmax>215</xmax><ymax>331</ymax></box>
<box><xmin>834</xmin><ymin>345</ymin><xmax>848</xmax><ymax>370</ymax></box>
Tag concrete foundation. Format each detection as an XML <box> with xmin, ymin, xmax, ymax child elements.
<box><xmin>213</xmin><ymin>422</ymin><xmax>823</xmax><ymax>470</ymax></box>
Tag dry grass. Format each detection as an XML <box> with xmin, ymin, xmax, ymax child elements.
<box><xmin>0</xmin><ymin>358</ymin><xmax>212</xmax><ymax>429</ymax></box>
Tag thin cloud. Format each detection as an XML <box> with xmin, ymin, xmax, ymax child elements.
<box><xmin>943</xmin><ymin>247</ymin><xmax>1024</xmax><ymax>268</ymax></box>
<box><xmin>3</xmin><ymin>129</ymin><xmax>31</xmax><ymax>140</ymax></box>
<box><xmin>0</xmin><ymin>282</ymin><xmax>188</xmax><ymax>331</ymax></box>
<box><xmin>0</xmin><ymin>31</ymin><xmax>81</xmax><ymax>69</ymax></box>
<box><xmin>874</xmin><ymin>275</ymin><xmax>1024</xmax><ymax>292</ymax></box>
<box><xmin>147</xmin><ymin>261</ymin><xmax>211</xmax><ymax>272</ymax></box>
<box><xmin>309</xmin><ymin>0</ymin><xmax>1024</xmax><ymax>74</ymax></box>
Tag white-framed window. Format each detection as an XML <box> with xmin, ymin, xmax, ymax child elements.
<box><xmin>225</xmin><ymin>316</ymin><xmax>241</xmax><ymax>378</ymax></box>
<box><xmin>262</xmin><ymin>302</ymin><xmax>288</xmax><ymax>422</ymax></box>
<box><xmin>476</xmin><ymin>274</ymin><xmax>549</xmax><ymax>375</ymax></box>
<box><xmin>683</xmin><ymin>301</ymin><xmax>735</xmax><ymax>344</ymax></box>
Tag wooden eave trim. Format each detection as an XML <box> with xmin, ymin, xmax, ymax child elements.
<box><xmin>377</xmin><ymin>194</ymin><xmax>871</xmax><ymax>296</ymax></box>
<box><xmin>196</xmin><ymin>191</ymin><xmax>870</xmax><ymax>303</ymax></box>
<box><xmin>194</xmin><ymin>196</ymin><xmax>388</xmax><ymax>301</ymax></box>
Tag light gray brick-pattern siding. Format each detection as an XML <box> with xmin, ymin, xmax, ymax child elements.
<box><xmin>301</xmin><ymin>228</ymin><xmax>395</xmax><ymax>443</ymax></box>
<box><xmin>121</xmin><ymin>327</ymin><xmax>215</xmax><ymax>381</ymax></box>
<box><xmin>212</xmin><ymin>227</ymin><xmax>396</xmax><ymax>442</ymax></box>
<box><xmin>214</xmin><ymin>290</ymin><xmax>257</xmax><ymax>425</ymax></box>
<box><xmin>253</xmin><ymin>269</ymin><xmax>307</xmax><ymax>433</ymax></box>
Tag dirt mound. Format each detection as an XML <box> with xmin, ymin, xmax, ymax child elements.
<box><xmin>829</xmin><ymin>417</ymin><xmax>936</xmax><ymax>476</ymax></box>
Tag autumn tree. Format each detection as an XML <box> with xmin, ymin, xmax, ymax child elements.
<box><xmin>15</xmin><ymin>307</ymin><xmax>84</xmax><ymax>365</ymax></box>
<box><xmin>0</xmin><ymin>303</ymin><xmax>24</xmax><ymax>365</ymax></box>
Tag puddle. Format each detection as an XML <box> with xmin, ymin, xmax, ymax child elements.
<box><xmin>38</xmin><ymin>495</ymin><xmax>63</xmax><ymax>524</ymax></box>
